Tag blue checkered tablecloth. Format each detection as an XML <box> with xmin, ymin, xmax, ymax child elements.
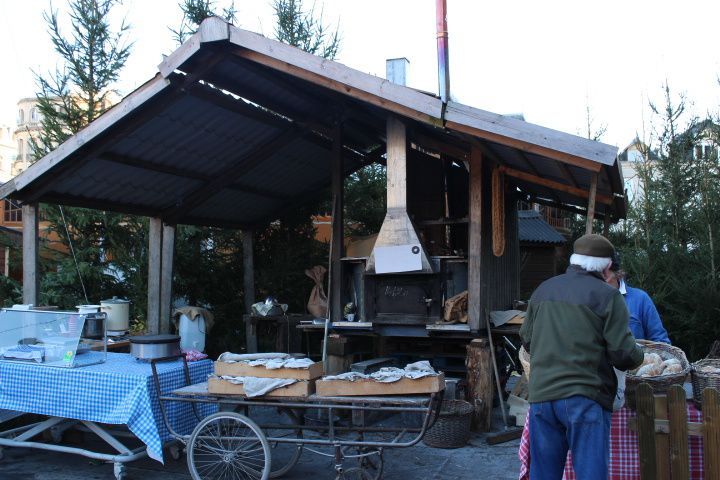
<box><xmin>0</xmin><ymin>352</ymin><xmax>213</xmax><ymax>462</ymax></box>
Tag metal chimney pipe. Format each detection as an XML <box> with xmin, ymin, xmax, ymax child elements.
<box><xmin>436</xmin><ymin>0</ymin><xmax>450</xmax><ymax>103</ymax></box>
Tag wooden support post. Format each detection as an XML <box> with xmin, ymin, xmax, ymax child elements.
<box><xmin>159</xmin><ymin>222</ymin><xmax>175</xmax><ymax>334</ymax></box>
<box><xmin>468</xmin><ymin>145</ymin><xmax>482</xmax><ymax>331</ymax></box>
<box><xmin>147</xmin><ymin>217</ymin><xmax>162</xmax><ymax>334</ymax></box>
<box><xmin>242</xmin><ymin>230</ymin><xmax>255</xmax><ymax>314</ymax></box>
<box><xmin>5</xmin><ymin>246</ymin><xmax>10</xmax><ymax>277</ymax></box>
<box><xmin>603</xmin><ymin>213</ymin><xmax>611</xmax><ymax>236</ymax></box>
<box><xmin>466</xmin><ymin>338</ymin><xmax>493</xmax><ymax>432</ymax></box>
<box><xmin>330</xmin><ymin>122</ymin><xmax>344</xmax><ymax>322</ymax></box>
<box><xmin>585</xmin><ymin>172</ymin><xmax>598</xmax><ymax>234</ymax></box>
<box><xmin>22</xmin><ymin>203</ymin><xmax>39</xmax><ymax>306</ymax></box>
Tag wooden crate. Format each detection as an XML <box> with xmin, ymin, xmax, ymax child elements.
<box><xmin>316</xmin><ymin>373</ymin><xmax>445</xmax><ymax>397</ymax></box>
<box><xmin>207</xmin><ymin>377</ymin><xmax>315</xmax><ymax>397</ymax></box>
<box><xmin>214</xmin><ymin>361</ymin><xmax>323</xmax><ymax>380</ymax></box>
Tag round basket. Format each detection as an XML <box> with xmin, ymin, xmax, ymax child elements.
<box><xmin>423</xmin><ymin>399</ymin><xmax>473</xmax><ymax>449</ymax></box>
<box><xmin>519</xmin><ymin>345</ymin><xmax>530</xmax><ymax>380</ymax></box>
<box><xmin>625</xmin><ymin>341</ymin><xmax>690</xmax><ymax>409</ymax></box>
<box><xmin>691</xmin><ymin>358</ymin><xmax>720</xmax><ymax>410</ymax></box>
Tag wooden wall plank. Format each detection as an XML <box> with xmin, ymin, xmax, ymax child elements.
<box><xmin>668</xmin><ymin>385</ymin><xmax>689</xmax><ymax>480</ymax></box>
<box><xmin>654</xmin><ymin>394</ymin><xmax>670</xmax><ymax>480</ymax></box>
<box><xmin>637</xmin><ymin>383</ymin><xmax>657</xmax><ymax>480</ymax></box>
<box><xmin>703</xmin><ymin>388</ymin><xmax>720</xmax><ymax>480</ymax></box>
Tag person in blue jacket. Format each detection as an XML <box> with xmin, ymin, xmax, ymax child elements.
<box><xmin>606</xmin><ymin>254</ymin><xmax>671</xmax><ymax>344</ymax></box>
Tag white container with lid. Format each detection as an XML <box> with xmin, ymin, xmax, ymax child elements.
<box><xmin>100</xmin><ymin>297</ymin><xmax>130</xmax><ymax>334</ymax></box>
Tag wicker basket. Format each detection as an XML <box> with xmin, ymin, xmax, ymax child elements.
<box><xmin>423</xmin><ymin>399</ymin><xmax>473</xmax><ymax>449</ymax></box>
<box><xmin>625</xmin><ymin>341</ymin><xmax>690</xmax><ymax>409</ymax></box>
<box><xmin>519</xmin><ymin>345</ymin><xmax>530</xmax><ymax>380</ymax></box>
<box><xmin>691</xmin><ymin>358</ymin><xmax>720</xmax><ymax>409</ymax></box>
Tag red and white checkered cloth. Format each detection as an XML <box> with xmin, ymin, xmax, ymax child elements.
<box><xmin>518</xmin><ymin>402</ymin><xmax>704</xmax><ymax>479</ymax></box>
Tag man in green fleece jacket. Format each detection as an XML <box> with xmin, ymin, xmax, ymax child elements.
<box><xmin>520</xmin><ymin>233</ymin><xmax>643</xmax><ymax>480</ymax></box>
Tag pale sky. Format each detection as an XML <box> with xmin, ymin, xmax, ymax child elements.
<box><xmin>1</xmin><ymin>0</ymin><xmax>720</xmax><ymax>149</ymax></box>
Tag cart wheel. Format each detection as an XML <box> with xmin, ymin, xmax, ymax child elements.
<box><xmin>341</xmin><ymin>447</ymin><xmax>383</xmax><ymax>480</ymax></box>
<box><xmin>257</xmin><ymin>407</ymin><xmax>303</xmax><ymax>478</ymax></box>
<box><xmin>113</xmin><ymin>462</ymin><xmax>126</xmax><ymax>480</ymax></box>
<box><xmin>187</xmin><ymin>412</ymin><xmax>271</xmax><ymax>480</ymax></box>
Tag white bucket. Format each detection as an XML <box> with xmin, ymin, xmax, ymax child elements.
<box><xmin>178</xmin><ymin>314</ymin><xmax>206</xmax><ymax>352</ymax></box>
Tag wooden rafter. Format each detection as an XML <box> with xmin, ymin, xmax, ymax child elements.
<box><xmin>556</xmin><ymin>160</ymin><xmax>580</xmax><ymax>189</ymax></box>
<box><xmin>162</xmin><ymin>126</ymin><xmax>303</xmax><ymax>222</ymax></box>
<box><xmin>499</xmin><ymin>165</ymin><xmax>614</xmax><ymax>205</ymax></box>
<box><xmin>100</xmin><ymin>152</ymin><xmax>291</xmax><ymax>201</ymax></box>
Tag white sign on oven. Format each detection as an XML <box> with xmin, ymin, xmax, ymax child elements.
<box><xmin>374</xmin><ymin>244</ymin><xmax>422</xmax><ymax>274</ymax></box>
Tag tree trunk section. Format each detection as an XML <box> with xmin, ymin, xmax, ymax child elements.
<box><xmin>466</xmin><ymin>338</ymin><xmax>493</xmax><ymax>432</ymax></box>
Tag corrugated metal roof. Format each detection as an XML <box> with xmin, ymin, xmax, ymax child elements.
<box><xmin>0</xmin><ymin>17</ymin><xmax>626</xmax><ymax>228</ymax></box>
<box><xmin>518</xmin><ymin>210</ymin><xmax>567</xmax><ymax>245</ymax></box>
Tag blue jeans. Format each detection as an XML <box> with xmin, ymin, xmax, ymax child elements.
<box><xmin>529</xmin><ymin>395</ymin><xmax>611</xmax><ymax>480</ymax></box>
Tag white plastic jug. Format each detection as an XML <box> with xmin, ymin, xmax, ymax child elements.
<box><xmin>178</xmin><ymin>314</ymin><xmax>206</xmax><ymax>352</ymax></box>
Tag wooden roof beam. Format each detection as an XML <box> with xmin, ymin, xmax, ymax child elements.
<box><xmin>556</xmin><ymin>160</ymin><xmax>580</xmax><ymax>189</ymax></box>
<box><xmin>499</xmin><ymin>165</ymin><xmax>614</xmax><ymax>206</ymax></box>
<box><xmin>162</xmin><ymin>126</ymin><xmax>303</xmax><ymax>222</ymax></box>
<box><xmin>230</xmin><ymin>48</ymin><xmax>444</xmax><ymax>129</ymax></box>
<box><xmin>446</xmin><ymin>120</ymin><xmax>604</xmax><ymax>173</ymax></box>
<box><xmin>410</xmin><ymin>129</ymin><xmax>469</xmax><ymax>161</ymax></box>
<box><xmin>101</xmin><ymin>152</ymin><xmax>292</xmax><ymax>201</ymax></box>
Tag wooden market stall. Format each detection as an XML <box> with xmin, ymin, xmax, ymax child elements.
<box><xmin>0</xmin><ymin>17</ymin><xmax>626</xmax><ymax>427</ymax></box>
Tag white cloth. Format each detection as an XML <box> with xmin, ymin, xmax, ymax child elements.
<box><xmin>323</xmin><ymin>361</ymin><xmax>438</xmax><ymax>383</ymax></box>
<box><xmin>1</xmin><ymin>345</ymin><xmax>44</xmax><ymax>363</ymax></box>
<box><xmin>247</xmin><ymin>357</ymin><xmax>314</xmax><ymax>370</ymax></box>
<box><xmin>218</xmin><ymin>352</ymin><xmax>290</xmax><ymax>363</ymax></box>
<box><xmin>217</xmin><ymin>375</ymin><xmax>297</xmax><ymax>397</ymax></box>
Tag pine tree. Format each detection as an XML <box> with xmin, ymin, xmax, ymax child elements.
<box><xmin>32</xmin><ymin>0</ymin><xmax>131</xmax><ymax>156</ymax></box>
<box><xmin>30</xmin><ymin>0</ymin><xmax>144</xmax><ymax>316</ymax></box>
<box><xmin>171</xmin><ymin>0</ymin><xmax>237</xmax><ymax>45</ymax></box>
<box><xmin>273</xmin><ymin>0</ymin><xmax>340</xmax><ymax>59</ymax></box>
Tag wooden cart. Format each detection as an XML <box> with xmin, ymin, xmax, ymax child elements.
<box><xmin>151</xmin><ymin>356</ymin><xmax>444</xmax><ymax>480</ymax></box>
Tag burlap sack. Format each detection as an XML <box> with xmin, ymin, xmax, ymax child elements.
<box><xmin>444</xmin><ymin>290</ymin><xmax>468</xmax><ymax>323</ymax></box>
<box><xmin>305</xmin><ymin>265</ymin><xmax>328</xmax><ymax>318</ymax></box>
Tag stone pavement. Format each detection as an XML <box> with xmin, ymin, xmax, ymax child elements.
<box><xmin>0</xmin><ymin>427</ymin><xmax>521</xmax><ymax>480</ymax></box>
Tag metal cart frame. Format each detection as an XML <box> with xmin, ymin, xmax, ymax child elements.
<box><xmin>0</xmin><ymin>415</ymin><xmax>147</xmax><ymax>479</ymax></box>
<box><xmin>151</xmin><ymin>356</ymin><xmax>444</xmax><ymax>480</ymax></box>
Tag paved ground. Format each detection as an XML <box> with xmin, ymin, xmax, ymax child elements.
<box><xmin>0</xmin><ymin>411</ymin><xmax>521</xmax><ymax>479</ymax></box>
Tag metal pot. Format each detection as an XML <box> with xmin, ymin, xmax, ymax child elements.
<box><xmin>76</xmin><ymin>305</ymin><xmax>101</xmax><ymax>315</ymax></box>
<box><xmin>81</xmin><ymin>313</ymin><xmax>106</xmax><ymax>340</ymax></box>
<box><xmin>129</xmin><ymin>334</ymin><xmax>181</xmax><ymax>360</ymax></box>
<box><xmin>100</xmin><ymin>297</ymin><xmax>130</xmax><ymax>333</ymax></box>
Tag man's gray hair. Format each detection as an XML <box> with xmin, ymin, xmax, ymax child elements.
<box><xmin>570</xmin><ymin>253</ymin><xmax>612</xmax><ymax>273</ymax></box>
